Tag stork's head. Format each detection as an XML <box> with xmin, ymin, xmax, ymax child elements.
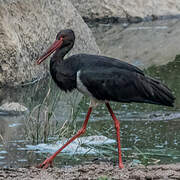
<box><xmin>37</xmin><ymin>29</ymin><xmax>75</xmax><ymax>64</ymax></box>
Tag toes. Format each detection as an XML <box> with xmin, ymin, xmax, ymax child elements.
<box><xmin>36</xmin><ymin>163</ymin><xmax>43</xmax><ymax>168</ymax></box>
<box><xmin>50</xmin><ymin>162</ymin><xmax>53</xmax><ymax>168</ymax></box>
<box><xmin>37</xmin><ymin>158</ymin><xmax>53</xmax><ymax>169</ymax></box>
<box><xmin>119</xmin><ymin>163</ymin><xmax>124</xmax><ymax>169</ymax></box>
<box><xmin>43</xmin><ymin>163</ymin><xmax>49</xmax><ymax>169</ymax></box>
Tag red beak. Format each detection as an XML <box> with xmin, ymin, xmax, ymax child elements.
<box><xmin>37</xmin><ymin>38</ymin><xmax>63</xmax><ymax>64</ymax></box>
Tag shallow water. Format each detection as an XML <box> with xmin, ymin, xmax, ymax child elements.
<box><xmin>0</xmin><ymin>115</ymin><xmax>180</xmax><ymax>168</ymax></box>
<box><xmin>0</xmin><ymin>19</ymin><xmax>180</xmax><ymax>168</ymax></box>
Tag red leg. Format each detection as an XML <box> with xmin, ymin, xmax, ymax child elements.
<box><xmin>37</xmin><ymin>107</ymin><xmax>93</xmax><ymax>169</ymax></box>
<box><xmin>105</xmin><ymin>102</ymin><xmax>124</xmax><ymax>169</ymax></box>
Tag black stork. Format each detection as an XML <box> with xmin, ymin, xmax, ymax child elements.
<box><xmin>36</xmin><ymin>29</ymin><xmax>175</xmax><ymax>169</ymax></box>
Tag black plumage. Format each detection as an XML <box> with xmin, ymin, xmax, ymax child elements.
<box><xmin>50</xmin><ymin>52</ymin><xmax>174</xmax><ymax>107</ymax></box>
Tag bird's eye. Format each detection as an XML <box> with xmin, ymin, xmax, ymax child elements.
<box><xmin>61</xmin><ymin>35</ymin><xmax>66</xmax><ymax>39</ymax></box>
<box><xmin>59</xmin><ymin>36</ymin><xmax>63</xmax><ymax>41</ymax></box>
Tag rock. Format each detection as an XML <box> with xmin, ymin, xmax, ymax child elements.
<box><xmin>92</xmin><ymin>19</ymin><xmax>180</xmax><ymax>68</ymax></box>
<box><xmin>70</xmin><ymin>0</ymin><xmax>180</xmax><ymax>20</ymax></box>
<box><xmin>0</xmin><ymin>102</ymin><xmax>28</xmax><ymax>115</ymax></box>
<box><xmin>0</xmin><ymin>0</ymin><xmax>100</xmax><ymax>87</ymax></box>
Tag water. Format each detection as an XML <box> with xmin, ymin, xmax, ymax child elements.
<box><xmin>0</xmin><ymin>113</ymin><xmax>180</xmax><ymax>168</ymax></box>
<box><xmin>0</xmin><ymin>20</ymin><xmax>180</xmax><ymax>168</ymax></box>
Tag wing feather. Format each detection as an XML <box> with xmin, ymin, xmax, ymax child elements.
<box><xmin>79</xmin><ymin>67</ymin><xmax>142</xmax><ymax>103</ymax></box>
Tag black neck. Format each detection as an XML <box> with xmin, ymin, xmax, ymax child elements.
<box><xmin>52</xmin><ymin>42</ymin><xmax>74</xmax><ymax>61</ymax></box>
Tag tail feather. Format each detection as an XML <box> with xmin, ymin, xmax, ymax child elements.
<box><xmin>140</xmin><ymin>76</ymin><xmax>175</xmax><ymax>107</ymax></box>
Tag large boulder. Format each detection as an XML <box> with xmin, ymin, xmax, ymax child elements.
<box><xmin>70</xmin><ymin>0</ymin><xmax>180</xmax><ymax>19</ymax></box>
<box><xmin>0</xmin><ymin>0</ymin><xmax>100</xmax><ymax>87</ymax></box>
<box><xmin>93</xmin><ymin>19</ymin><xmax>180</xmax><ymax>69</ymax></box>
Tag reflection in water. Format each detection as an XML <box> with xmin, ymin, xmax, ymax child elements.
<box><xmin>0</xmin><ymin>33</ymin><xmax>180</xmax><ymax>168</ymax></box>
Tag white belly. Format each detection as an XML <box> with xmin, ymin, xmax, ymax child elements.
<box><xmin>76</xmin><ymin>70</ymin><xmax>92</xmax><ymax>97</ymax></box>
<box><xmin>76</xmin><ymin>70</ymin><xmax>104</xmax><ymax>107</ymax></box>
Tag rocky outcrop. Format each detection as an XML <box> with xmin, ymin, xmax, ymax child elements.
<box><xmin>93</xmin><ymin>19</ymin><xmax>180</xmax><ymax>69</ymax></box>
<box><xmin>0</xmin><ymin>0</ymin><xmax>100</xmax><ymax>87</ymax></box>
<box><xmin>70</xmin><ymin>0</ymin><xmax>180</xmax><ymax>20</ymax></box>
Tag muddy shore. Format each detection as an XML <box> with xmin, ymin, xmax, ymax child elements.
<box><xmin>1</xmin><ymin>162</ymin><xmax>180</xmax><ymax>179</ymax></box>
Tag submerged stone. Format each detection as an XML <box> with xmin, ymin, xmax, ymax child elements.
<box><xmin>0</xmin><ymin>102</ymin><xmax>28</xmax><ymax>115</ymax></box>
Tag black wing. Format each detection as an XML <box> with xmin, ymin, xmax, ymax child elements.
<box><xmin>79</xmin><ymin>66</ymin><xmax>175</xmax><ymax>106</ymax></box>
<box><xmin>79</xmin><ymin>67</ymin><xmax>143</xmax><ymax>102</ymax></box>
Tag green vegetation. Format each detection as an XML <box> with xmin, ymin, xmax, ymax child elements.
<box><xmin>23</xmin><ymin>77</ymin><xmax>82</xmax><ymax>143</ymax></box>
